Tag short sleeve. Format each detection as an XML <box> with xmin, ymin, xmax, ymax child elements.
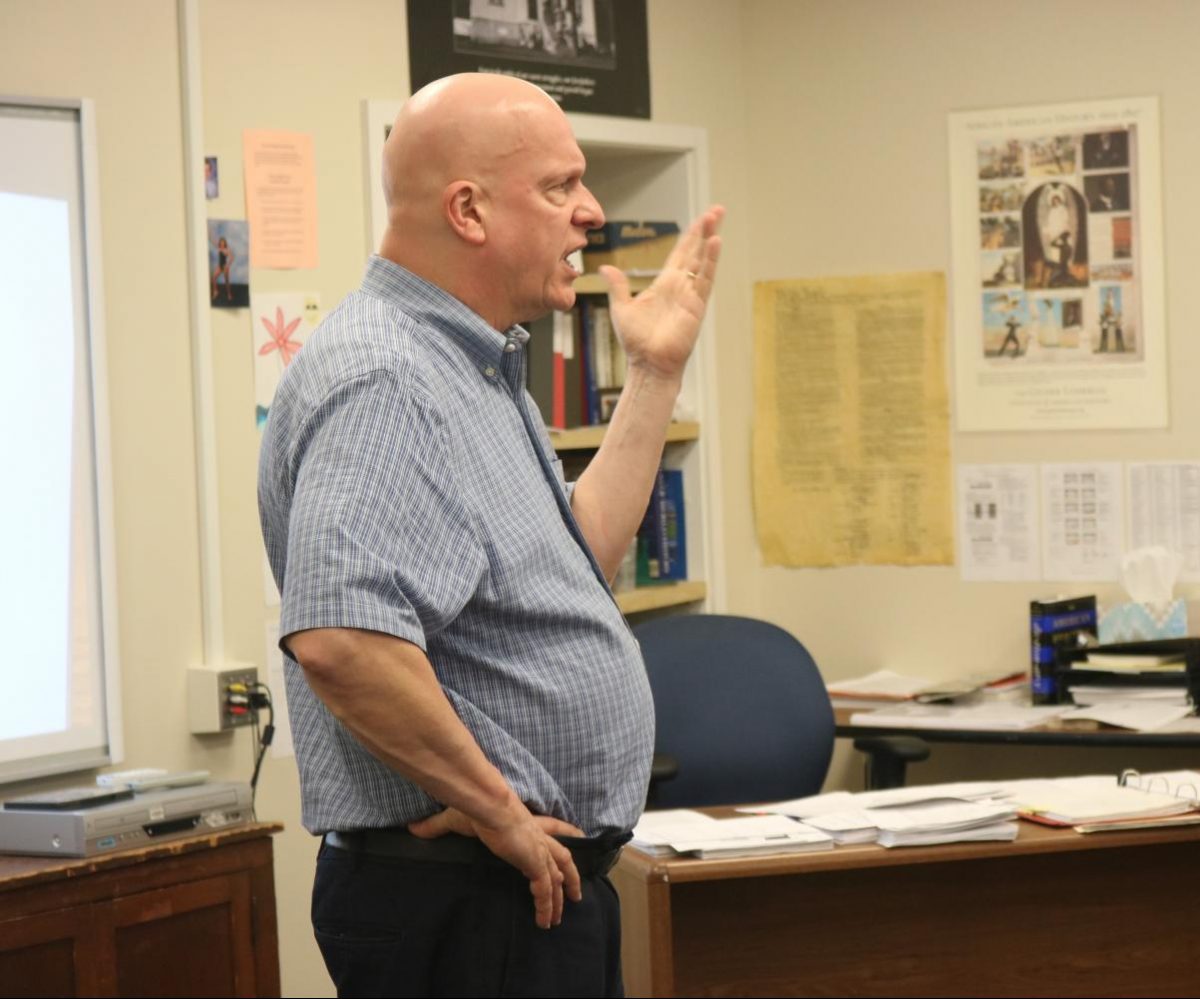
<box><xmin>279</xmin><ymin>368</ymin><xmax>486</xmax><ymax>651</ymax></box>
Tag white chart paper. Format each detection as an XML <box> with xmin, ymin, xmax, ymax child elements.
<box><xmin>1041</xmin><ymin>462</ymin><xmax>1123</xmax><ymax>581</ymax></box>
<box><xmin>1127</xmin><ymin>462</ymin><xmax>1200</xmax><ymax>581</ymax></box>
<box><xmin>957</xmin><ymin>464</ymin><xmax>1040</xmax><ymax>580</ymax></box>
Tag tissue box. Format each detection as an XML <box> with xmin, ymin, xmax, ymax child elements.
<box><xmin>1099</xmin><ymin>598</ymin><xmax>1188</xmax><ymax>643</ymax></box>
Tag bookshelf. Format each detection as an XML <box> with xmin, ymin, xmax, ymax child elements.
<box><xmin>564</xmin><ymin>114</ymin><xmax>725</xmax><ymax>617</ymax></box>
<box><xmin>572</xmin><ymin>273</ymin><xmax>654</xmax><ymax>296</ymax></box>
<box><xmin>549</xmin><ymin>420</ymin><xmax>700</xmax><ymax>452</ymax></box>
<box><xmin>615</xmin><ymin>580</ymin><xmax>708</xmax><ymax>615</ymax></box>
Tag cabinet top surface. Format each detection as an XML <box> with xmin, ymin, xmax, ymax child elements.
<box><xmin>0</xmin><ymin>820</ymin><xmax>283</xmax><ymax>892</ymax></box>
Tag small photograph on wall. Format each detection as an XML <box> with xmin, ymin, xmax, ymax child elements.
<box><xmin>207</xmin><ymin>218</ymin><xmax>249</xmax><ymax>309</ymax></box>
<box><xmin>204</xmin><ymin>156</ymin><xmax>219</xmax><ymax>200</ymax></box>
<box><xmin>949</xmin><ymin>96</ymin><xmax>1166</xmax><ymax>431</ymax></box>
<box><xmin>1082</xmin><ymin>130</ymin><xmax>1129</xmax><ymax>170</ymax></box>
<box><xmin>407</xmin><ymin>0</ymin><xmax>650</xmax><ymax>118</ymax></box>
<box><xmin>1084</xmin><ymin>172</ymin><xmax>1130</xmax><ymax>213</ymax></box>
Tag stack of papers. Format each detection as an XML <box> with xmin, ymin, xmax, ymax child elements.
<box><xmin>828</xmin><ymin>669</ymin><xmax>1029</xmax><ymax>708</ymax></box>
<box><xmin>1058</xmin><ymin>701</ymin><xmax>1195</xmax><ymax>731</ymax></box>
<box><xmin>1070</xmin><ymin>685</ymin><xmax>1190</xmax><ymax>705</ymax></box>
<box><xmin>741</xmin><ymin>783</ymin><xmax>1015</xmax><ymax>847</ymax></box>
<box><xmin>825</xmin><ymin>670</ymin><xmax>933</xmax><ymax>708</ymax></box>
<box><xmin>849</xmin><ymin>701</ymin><xmax>1069</xmax><ymax>731</ymax></box>
<box><xmin>867</xmin><ymin>800</ymin><xmax>1019</xmax><ymax>848</ymax></box>
<box><xmin>633</xmin><ymin>771</ymin><xmax>1200</xmax><ymax>860</ymax></box>
<box><xmin>1080</xmin><ymin>651</ymin><xmax>1187</xmax><ymax>670</ymax></box>
<box><xmin>631</xmin><ymin>809</ymin><xmax>833</xmax><ymax>859</ymax></box>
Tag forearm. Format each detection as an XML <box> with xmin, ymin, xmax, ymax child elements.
<box><xmin>570</xmin><ymin>364</ymin><xmax>682</xmax><ymax>579</ymax></box>
<box><xmin>287</xmin><ymin>627</ymin><xmax>523</xmax><ymax>827</ymax></box>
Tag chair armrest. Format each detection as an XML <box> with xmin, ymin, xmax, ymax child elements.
<box><xmin>852</xmin><ymin>735</ymin><xmax>931</xmax><ymax>789</ymax></box>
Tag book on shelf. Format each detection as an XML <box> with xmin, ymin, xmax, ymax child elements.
<box><xmin>527</xmin><ymin>301</ymin><xmax>627</xmax><ymax>430</ymax></box>
<box><xmin>582</xmin><ymin>220</ymin><xmax>679</xmax><ymax>274</ymax></box>
<box><xmin>526</xmin><ymin>310</ymin><xmax>584</xmax><ymax>429</ymax></box>
<box><xmin>636</xmin><ymin>467</ymin><xmax>687</xmax><ymax>585</ymax></box>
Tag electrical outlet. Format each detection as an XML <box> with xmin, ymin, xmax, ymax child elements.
<box><xmin>188</xmin><ymin>664</ymin><xmax>259</xmax><ymax>734</ymax></box>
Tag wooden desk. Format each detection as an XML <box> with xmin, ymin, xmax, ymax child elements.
<box><xmin>613</xmin><ymin>821</ymin><xmax>1200</xmax><ymax>997</ymax></box>
<box><xmin>0</xmin><ymin>822</ymin><xmax>282</xmax><ymax>997</ymax></box>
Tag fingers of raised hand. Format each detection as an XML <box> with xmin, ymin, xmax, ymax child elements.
<box><xmin>669</xmin><ymin>206</ymin><xmax>724</xmax><ymax>292</ymax></box>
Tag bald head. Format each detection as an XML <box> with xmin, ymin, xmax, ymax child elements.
<box><xmin>377</xmin><ymin>72</ymin><xmax>600</xmax><ymax>331</ymax></box>
<box><xmin>381</xmin><ymin>74</ymin><xmax>566</xmax><ymax>241</ymax></box>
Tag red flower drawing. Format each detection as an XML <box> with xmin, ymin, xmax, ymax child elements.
<box><xmin>258</xmin><ymin>306</ymin><xmax>304</xmax><ymax>365</ymax></box>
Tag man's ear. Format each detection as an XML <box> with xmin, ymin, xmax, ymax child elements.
<box><xmin>444</xmin><ymin>181</ymin><xmax>487</xmax><ymax>246</ymax></box>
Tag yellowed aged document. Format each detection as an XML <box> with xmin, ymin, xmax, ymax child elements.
<box><xmin>753</xmin><ymin>271</ymin><xmax>952</xmax><ymax>566</ymax></box>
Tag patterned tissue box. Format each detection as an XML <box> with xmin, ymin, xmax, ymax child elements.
<box><xmin>1098</xmin><ymin>598</ymin><xmax>1188</xmax><ymax>643</ymax></box>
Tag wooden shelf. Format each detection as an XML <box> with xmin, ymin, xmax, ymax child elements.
<box><xmin>573</xmin><ymin>273</ymin><xmax>655</xmax><ymax>295</ymax></box>
<box><xmin>615</xmin><ymin>580</ymin><xmax>707</xmax><ymax>615</ymax></box>
<box><xmin>549</xmin><ymin>420</ymin><xmax>699</xmax><ymax>452</ymax></box>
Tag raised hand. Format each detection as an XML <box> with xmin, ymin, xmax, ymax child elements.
<box><xmin>598</xmin><ymin>205</ymin><xmax>724</xmax><ymax>381</ymax></box>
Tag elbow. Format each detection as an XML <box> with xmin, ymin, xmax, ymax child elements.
<box><xmin>286</xmin><ymin>627</ymin><xmax>352</xmax><ymax>682</ymax></box>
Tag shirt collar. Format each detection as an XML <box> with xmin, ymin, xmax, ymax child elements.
<box><xmin>360</xmin><ymin>255</ymin><xmax>530</xmax><ymax>373</ymax></box>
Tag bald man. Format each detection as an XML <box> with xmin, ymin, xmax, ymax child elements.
<box><xmin>259</xmin><ymin>72</ymin><xmax>722</xmax><ymax>997</ymax></box>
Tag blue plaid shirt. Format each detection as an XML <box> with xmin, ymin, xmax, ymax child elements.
<box><xmin>258</xmin><ymin>256</ymin><xmax>654</xmax><ymax>836</ymax></box>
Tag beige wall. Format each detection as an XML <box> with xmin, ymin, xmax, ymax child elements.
<box><xmin>736</xmin><ymin>0</ymin><xmax>1200</xmax><ymax>786</ymax></box>
<box><xmin>4</xmin><ymin>1</ymin><xmax>1199</xmax><ymax>994</ymax></box>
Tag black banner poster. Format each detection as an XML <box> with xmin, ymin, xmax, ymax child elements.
<box><xmin>407</xmin><ymin>0</ymin><xmax>650</xmax><ymax>119</ymax></box>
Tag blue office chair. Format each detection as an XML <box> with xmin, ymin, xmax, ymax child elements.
<box><xmin>634</xmin><ymin>614</ymin><xmax>835</xmax><ymax>808</ymax></box>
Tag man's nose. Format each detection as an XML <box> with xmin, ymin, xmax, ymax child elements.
<box><xmin>575</xmin><ymin>184</ymin><xmax>605</xmax><ymax>230</ymax></box>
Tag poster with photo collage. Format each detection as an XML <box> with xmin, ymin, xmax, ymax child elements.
<box><xmin>949</xmin><ymin>97</ymin><xmax>1166</xmax><ymax>431</ymax></box>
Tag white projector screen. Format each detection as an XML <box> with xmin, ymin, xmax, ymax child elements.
<box><xmin>0</xmin><ymin>97</ymin><xmax>122</xmax><ymax>784</ymax></box>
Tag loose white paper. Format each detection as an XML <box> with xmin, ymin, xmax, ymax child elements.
<box><xmin>957</xmin><ymin>463</ymin><xmax>1040</xmax><ymax>580</ymax></box>
<box><xmin>1040</xmin><ymin>462</ymin><xmax>1123</xmax><ymax>581</ymax></box>
<box><xmin>1127</xmin><ymin>462</ymin><xmax>1200</xmax><ymax>582</ymax></box>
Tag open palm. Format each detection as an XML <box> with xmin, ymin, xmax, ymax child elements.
<box><xmin>599</xmin><ymin>206</ymin><xmax>724</xmax><ymax>379</ymax></box>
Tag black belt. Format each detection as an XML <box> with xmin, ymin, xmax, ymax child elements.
<box><xmin>325</xmin><ymin>827</ymin><xmax>630</xmax><ymax>878</ymax></box>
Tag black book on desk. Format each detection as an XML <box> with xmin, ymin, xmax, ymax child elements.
<box><xmin>1030</xmin><ymin>596</ymin><xmax>1097</xmax><ymax>704</ymax></box>
<box><xmin>1058</xmin><ymin>638</ymin><xmax>1200</xmax><ymax>706</ymax></box>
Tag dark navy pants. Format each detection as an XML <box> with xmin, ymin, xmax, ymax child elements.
<box><xmin>312</xmin><ymin>839</ymin><xmax>625</xmax><ymax>997</ymax></box>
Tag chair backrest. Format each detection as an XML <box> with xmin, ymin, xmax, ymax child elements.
<box><xmin>634</xmin><ymin>614</ymin><xmax>834</xmax><ymax>809</ymax></box>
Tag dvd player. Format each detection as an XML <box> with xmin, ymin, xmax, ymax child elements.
<box><xmin>0</xmin><ymin>781</ymin><xmax>253</xmax><ymax>857</ymax></box>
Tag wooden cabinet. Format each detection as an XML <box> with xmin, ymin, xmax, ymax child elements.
<box><xmin>563</xmin><ymin>115</ymin><xmax>725</xmax><ymax>619</ymax></box>
<box><xmin>0</xmin><ymin>823</ymin><xmax>281</xmax><ymax>998</ymax></box>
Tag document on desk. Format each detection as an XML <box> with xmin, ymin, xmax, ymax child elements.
<box><xmin>632</xmin><ymin>809</ymin><xmax>722</xmax><ymax>855</ymax></box>
<box><xmin>669</xmin><ymin>816</ymin><xmax>835</xmax><ymax>859</ymax></box>
<box><xmin>875</xmin><ymin>823</ymin><xmax>1018</xmax><ymax>847</ymax></box>
<box><xmin>1069</xmin><ymin>685</ymin><xmax>1190</xmax><ymax>705</ymax></box>
<box><xmin>743</xmin><ymin>782</ymin><xmax>1005</xmax><ymax>820</ymax></box>
<box><xmin>632</xmin><ymin>811</ymin><xmax>834</xmax><ymax>858</ymax></box>
<box><xmin>996</xmin><ymin>775</ymin><xmax>1199</xmax><ymax>825</ymax></box>
<box><xmin>1058</xmin><ymin>701</ymin><xmax>1195</xmax><ymax>731</ymax></box>
<box><xmin>850</xmin><ymin>701</ymin><xmax>1070</xmax><ymax>730</ymax></box>
<box><xmin>865</xmin><ymin>800</ymin><xmax>1018</xmax><ymax>847</ymax></box>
